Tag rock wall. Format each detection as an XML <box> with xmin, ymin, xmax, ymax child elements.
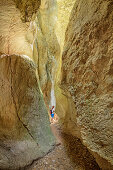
<box><xmin>55</xmin><ymin>0</ymin><xmax>77</xmax><ymax>128</ymax></box>
<box><xmin>13</xmin><ymin>0</ymin><xmax>40</xmax><ymax>22</ymax></box>
<box><xmin>0</xmin><ymin>0</ymin><xmax>32</xmax><ymax>57</ymax></box>
<box><xmin>34</xmin><ymin>0</ymin><xmax>60</xmax><ymax>100</ymax></box>
<box><xmin>1</xmin><ymin>0</ymin><xmax>113</xmax><ymax>169</ymax></box>
<box><xmin>0</xmin><ymin>55</ymin><xmax>55</xmax><ymax>169</ymax></box>
<box><xmin>61</xmin><ymin>0</ymin><xmax>113</xmax><ymax>169</ymax></box>
<box><xmin>0</xmin><ymin>0</ymin><xmax>57</xmax><ymax>169</ymax></box>
<box><xmin>56</xmin><ymin>0</ymin><xmax>76</xmax><ymax>50</ymax></box>
<box><xmin>0</xmin><ymin>0</ymin><xmax>60</xmax><ymax>95</ymax></box>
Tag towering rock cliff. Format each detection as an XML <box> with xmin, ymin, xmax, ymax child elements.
<box><xmin>34</xmin><ymin>0</ymin><xmax>60</xmax><ymax>103</ymax></box>
<box><xmin>61</xmin><ymin>0</ymin><xmax>113</xmax><ymax>169</ymax></box>
<box><xmin>0</xmin><ymin>0</ymin><xmax>113</xmax><ymax>169</ymax></box>
<box><xmin>0</xmin><ymin>0</ymin><xmax>58</xmax><ymax>169</ymax></box>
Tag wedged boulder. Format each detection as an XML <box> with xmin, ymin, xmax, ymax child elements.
<box><xmin>0</xmin><ymin>54</ymin><xmax>55</xmax><ymax>169</ymax></box>
<box><xmin>61</xmin><ymin>0</ymin><xmax>113</xmax><ymax>169</ymax></box>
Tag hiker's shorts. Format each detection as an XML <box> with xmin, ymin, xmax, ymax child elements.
<box><xmin>51</xmin><ymin>113</ymin><xmax>54</xmax><ymax>118</ymax></box>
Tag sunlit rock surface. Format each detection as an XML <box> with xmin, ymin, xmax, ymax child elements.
<box><xmin>0</xmin><ymin>0</ymin><xmax>57</xmax><ymax>168</ymax></box>
<box><xmin>0</xmin><ymin>0</ymin><xmax>113</xmax><ymax>169</ymax></box>
<box><xmin>61</xmin><ymin>0</ymin><xmax>113</xmax><ymax>169</ymax></box>
<box><xmin>55</xmin><ymin>0</ymin><xmax>77</xmax><ymax>126</ymax></box>
<box><xmin>13</xmin><ymin>0</ymin><xmax>40</xmax><ymax>22</ymax></box>
<box><xmin>0</xmin><ymin>0</ymin><xmax>59</xmax><ymax>121</ymax></box>
<box><xmin>0</xmin><ymin>54</ymin><xmax>55</xmax><ymax>169</ymax></box>
<box><xmin>0</xmin><ymin>0</ymin><xmax>40</xmax><ymax>58</ymax></box>
<box><xmin>56</xmin><ymin>0</ymin><xmax>75</xmax><ymax>49</ymax></box>
<box><xmin>35</xmin><ymin>0</ymin><xmax>60</xmax><ymax>102</ymax></box>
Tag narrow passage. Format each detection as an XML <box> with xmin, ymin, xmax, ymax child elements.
<box><xmin>27</xmin><ymin>123</ymin><xmax>101</xmax><ymax>170</ymax></box>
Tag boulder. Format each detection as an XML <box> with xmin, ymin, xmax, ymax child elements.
<box><xmin>0</xmin><ymin>54</ymin><xmax>55</xmax><ymax>169</ymax></box>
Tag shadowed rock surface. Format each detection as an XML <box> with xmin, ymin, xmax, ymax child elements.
<box><xmin>0</xmin><ymin>55</ymin><xmax>55</xmax><ymax>169</ymax></box>
<box><xmin>0</xmin><ymin>0</ymin><xmax>113</xmax><ymax>169</ymax></box>
<box><xmin>27</xmin><ymin>123</ymin><xmax>100</xmax><ymax>170</ymax></box>
<box><xmin>61</xmin><ymin>0</ymin><xmax>113</xmax><ymax>169</ymax></box>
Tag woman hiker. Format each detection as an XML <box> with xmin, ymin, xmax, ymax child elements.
<box><xmin>50</xmin><ymin>106</ymin><xmax>55</xmax><ymax>123</ymax></box>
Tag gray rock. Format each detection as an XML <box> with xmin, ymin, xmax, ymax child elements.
<box><xmin>0</xmin><ymin>55</ymin><xmax>55</xmax><ymax>169</ymax></box>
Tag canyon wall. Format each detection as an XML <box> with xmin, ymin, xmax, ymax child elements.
<box><xmin>0</xmin><ymin>0</ymin><xmax>57</xmax><ymax>169</ymax></box>
<box><xmin>35</xmin><ymin>0</ymin><xmax>60</xmax><ymax>104</ymax></box>
<box><xmin>61</xmin><ymin>0</ymin><xmax>113</xmax><ymax>169</ymax></box>
<box><xmin>0</xmin><ymin>0</ymin><xmax>113</xmax><ymax>169</ymax></box>
<box><xmin>55</xmin><ymin>0</ymin><xmax>77</xmax><ymax>129</ymax></box>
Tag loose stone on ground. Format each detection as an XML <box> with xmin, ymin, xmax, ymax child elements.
<box><xmin>27</xmin><ymin>123</ymin><xmax>100</xmax><ymax>170</ymax></box>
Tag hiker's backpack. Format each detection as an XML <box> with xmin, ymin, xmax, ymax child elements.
<box><xmin>50</xmin><ymin>110</ymin><xmax>52</xmax><ymax>114</ymax></box>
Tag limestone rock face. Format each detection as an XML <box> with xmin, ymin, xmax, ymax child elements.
<box><xmin>56</xmin><ymin>0</ymin><xmax>76</xmax><ymax>50</ymax></box>
<box><xmin>0</xmin><ymin>0</ymin><xmax>60</xmax><ymax>109</ymax></box>
<box><xmin>0</xmin><ymin>1</ymin><xmax>57</xmax><ymax>169</ymax></box>
<box><xmin>13</xmin><ymin>0</ymin><xmax>40</xmax><ymax>22</ymax></box>
<box><xmin>61</xmin><ymin>0</ymin><xmax>113</xmax><ymax>169</ymax></box>
<box><xmin>55</xmin><ymin>0</ymin><xmax>77</xmax><ymax>127</ymax></box>
<box><xmin>0</xmin><ymin>55</ymin><xmax>55</xmax><ymax>169</ymax></box>
<box><xmin>0</xmin><ymin>0</ymin><xmax>33</xmax><ymax>57</ymax></box>
<box><xmin>35</xmin><ymin>0</ymin><xmax>60</xmax><ymax>94</ymax></box>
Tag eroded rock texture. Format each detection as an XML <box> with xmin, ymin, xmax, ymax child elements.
<box><xmin>0</xmin><ymin>55</ymin><xmax>55</xmax><ymax>169</ymax></box>
<box><xmin>56</xmin><ymin>0</ymin><xmax>76</xmax><ymax>50</ymax></box>
<box><xmin>0</xmin><ymin>0</ymin><xmax>60</xmax><ymax>107</ymax></box>
<box><xmin>61</xmin><ymin>0</ymin><xmax>113</xmax><ymax>169</ymax></box>
<box><xmin>13</xmin><ymin>0</ymin><xmax>40</xmax><ymax>22</ymax></box>
<box><xmin>0</xmin><ymin>0</ymin><xmax>33</xmax><ymax>57</ymax></box>
<box><xmin>0</xmin><ymin>1</ymin><xmax>58</xmax><ymax>169</ymax></box>
<box><xmin>35</xmin><ymin>0</ymin><xmax>60</xmax><ymax>97</ymax></box>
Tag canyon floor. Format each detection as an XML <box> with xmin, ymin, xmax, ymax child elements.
<box><xmin>26</xmin><ymin>121</ymin><xmax>101</xmax><ymax>170</ymax></box>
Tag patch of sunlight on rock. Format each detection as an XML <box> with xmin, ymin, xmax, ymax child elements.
<box><xmin>56</xmin><ymin>0</ymin><xmax>76</xmax><ymax>50</ymax></box>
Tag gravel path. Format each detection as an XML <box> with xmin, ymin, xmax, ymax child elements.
<box><xmin>26</xmin><ymin>123</ymin><xmax>101</xmax><ymax>170</ymax></box>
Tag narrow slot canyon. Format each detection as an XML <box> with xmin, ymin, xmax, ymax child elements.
<box><xmin>0</xmin><ymin>0</ymin><xmax>113</xmax><ymax>169</ymax></box>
